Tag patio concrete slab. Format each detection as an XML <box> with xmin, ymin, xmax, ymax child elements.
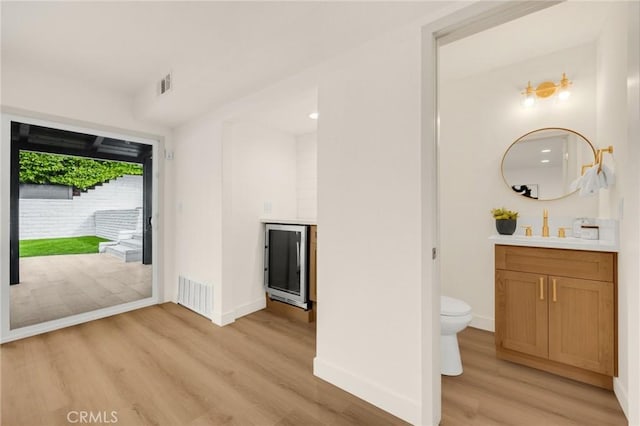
<box><xmin>10</xmin><ymin>253</ymin><xmax>151</xmax><ymax>329</ymax></box>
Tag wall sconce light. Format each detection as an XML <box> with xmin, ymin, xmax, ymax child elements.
<box><xmin>522</xmin><ymin>73</ymin><xmax>572</xmax><ymax>107</ymax></box>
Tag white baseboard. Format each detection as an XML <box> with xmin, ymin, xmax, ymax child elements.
<box><xmin>211</xmin><ymin>297</ymin><xmax>266</xmax><ymax>326</ymax></box>
<box><xmin>211</xmin><ymin>310</ymin><xmax>236</xmax><ymax>327</ymax></box>
<box><xmin>470</xmin><ymin>314</ymin><xmax>494</xmax><ymax>332</ymax></box>
<box><xmin>234</xmin><ymin>297</ymin><xmax>266</xmax><ymax>319</ymax></box>
<box><xmin>313</xmin><ymin>357</ymin><xmax>419</xmax><ymax>425</ymax></box>
<box><xmin>1</xmin><ymin>297</ymin><xmax>157</xmax><ymax>343</ymax></box>
<box><xmin>613</xmin><ymin>378</ymin><xmax>630</xmax><ymax>422</ymax></box>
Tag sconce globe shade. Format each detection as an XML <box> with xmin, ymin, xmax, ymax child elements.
<box><xmin>558</xmin><ymin>89</ymin><xmax>571</xmax><ymax>101</ymax></box>
<box><xmin>522</xmin><ymin>95</ymin><xmax>535</xmax><ymax>107</ymax></box>
<box><xmin>309</xmin><ymin>112</ymin><xmax>319</xmax><ymax>120</ymax></box>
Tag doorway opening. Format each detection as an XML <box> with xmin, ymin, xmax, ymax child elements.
<box><xmin>7</xmin><ymin>119</ymin><xmax>155</xmax><ymax>331</ymax></box>
<box><xmin>428</xmin><ymin>1</ymin><xmax>631</xmax><ymax>424</ymax></box>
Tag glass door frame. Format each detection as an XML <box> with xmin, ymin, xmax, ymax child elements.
<box><xmin>0</xmin><ymin>112</ymin><xmax>161</xmax><ymax>343</ymax></box>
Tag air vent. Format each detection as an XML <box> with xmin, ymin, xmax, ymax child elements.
<box><xmin>158</xmin><ymin>73</ymin><xmax>172</xmax><ymax>95</ymax></box>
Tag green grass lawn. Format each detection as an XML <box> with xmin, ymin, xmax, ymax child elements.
<box><xmin>20</xmin><ymin>236</ymin><xmax>110</xmax><ymax>258</ymax></box>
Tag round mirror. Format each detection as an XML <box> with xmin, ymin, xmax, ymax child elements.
<box><xmin>501</xmin><ymin>128</ymin><xmax>596</xmax><ymax>201</ymax></box>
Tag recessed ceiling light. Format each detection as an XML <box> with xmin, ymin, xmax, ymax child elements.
<box><xmin>309</xmin><ymin>112</ymin><xmax>319</xmax><ymax>120</ymax></box>
<box><xmin>541</xmin><ymin>159</ymin><xmax>550</xmax><ymax>163</ymax></box>
<box><xmin>541</xmin><ymin>149</ymin><xmax>551</xmax><ymax>153</ymax></box>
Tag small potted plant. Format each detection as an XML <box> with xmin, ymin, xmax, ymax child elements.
<box><xmin>491</xmin><ymin>207</ymin><xmax>519</xmax><ymax>235</ymax></box>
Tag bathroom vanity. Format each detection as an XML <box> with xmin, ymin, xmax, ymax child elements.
<box><xmin>493</xmin><ymin>241</ymin><xmax>617</xmax><ymax>389</ymax></box>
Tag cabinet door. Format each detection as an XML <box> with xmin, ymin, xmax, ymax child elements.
<box><xmin>309</xmin><ymin>226</ymin><xmax>317</xmax><ymax>302</ymax></box>
<box><xmin>548</xmin><ymin>276</ymin><xmax>614</xmax><ymax>375</ymax></box>
<box><xmin>496</xmin><ymin>270</ymin><xmax>549</xmax><ymax>358</ymax></box>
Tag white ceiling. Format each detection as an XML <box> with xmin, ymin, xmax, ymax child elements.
<box><xmin>439</xmin><ymin>1</ymin><xmax>612</xmax><ymax>82</ymax></box>
<box><xmin>238</xmin><ymin>1</ymin><xmax>617</xmax><ymax>136</ymax></box>
<box><xmin>1</xmin><ymin>1</ymin><xmax>450</xmax><ymax>129</ymax></box>
<box><xmin>239</xmin><ymin>88</ymin><xmax>319</xmax><ymax>136</ymax></box>
<box><xmin>2</xmin><ymin>2</ymin><xmax>615</xmax><ymax>134</ymax></box>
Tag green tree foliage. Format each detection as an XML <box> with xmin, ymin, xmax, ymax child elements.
<box><xmin>20</xmin><ymin>151</ymin><xmax>142</xmax><ymax>191</ymax></box>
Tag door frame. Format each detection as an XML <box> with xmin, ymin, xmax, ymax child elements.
<box><xmin>9</xmin><ymin>122</ymin><xmax>154</xmax><ymax>283</ymax></box>
<box><xmin>1</xmin><ymin>112</ymin><xmax>161</xmax><ymax>343</ymax></box>
<box><xmin>422</xmin><ymin>1</ymin><xmax>639</xmax><ymax>423</ymax></box>
<box><xmin>419</xmin><ymin>2</ymin><xmax>561</xmax><ymax>423</ymax></box>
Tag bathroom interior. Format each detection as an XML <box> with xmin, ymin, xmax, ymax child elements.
<box><xmin>437</xmin><ymin>0</ymin><xmax>633</xmax><ymax>419</ymax></box>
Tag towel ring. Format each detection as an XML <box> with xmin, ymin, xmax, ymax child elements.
<box><xmin>596</xmin><ymin>146</ymin><xmax>614</xmax><ymax>173</ymax></box>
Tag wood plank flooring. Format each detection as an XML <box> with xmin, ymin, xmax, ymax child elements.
<box><xmin>442</xmin><ymin>327</ymin><xmax>627</xmax><ymax>425</ymax></box>
<box><xmin>1</xmin><ymin>304</ymin><xmax>628</xmax><ymax>425</ymax></box>
<box><xmin>1</xmin><ymin>303</ymin><xmax>406</xmax><ymax>426</ymax></box>
<box><xmin>10</xmin><ymin>253</ymin><xmax>151</xmax><ymax>329</ymax></box>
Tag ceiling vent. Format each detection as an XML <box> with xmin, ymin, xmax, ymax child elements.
<box><xmin>158</xmin><ymin>73</ymin><xmax>172</xmax><ymax>95</ymax></box>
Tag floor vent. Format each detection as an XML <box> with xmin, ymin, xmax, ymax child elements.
<box><xmin>177</xmin><ymin>276</ymin><xmax>212</xmax><ymax>319</ymax></box>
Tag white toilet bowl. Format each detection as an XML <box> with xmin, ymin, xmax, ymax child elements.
<box><xmin>440</xmin><ymin>295</ymin><xmax>472</xmax><ymax>376</ymax></box>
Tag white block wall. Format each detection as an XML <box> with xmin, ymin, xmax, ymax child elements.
<box><xmin>296</xmin><ymin>132</ymin><xmax>317</xmax><ymax>219</ymax></box>
<box><xmin>95</xmin><ymin>208</ymin><xmax>141</xmax><ymax>241</ymax></box>
<box><xmin>19</xmin><ymin>175</ymin><xmax>142</xmax><ymax>240</ymax></box>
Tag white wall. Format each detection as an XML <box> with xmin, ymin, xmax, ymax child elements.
<box><xmin>95</xmin><ymin>208</ymin><xmax>141</xmax><ymax>241</ymax></box>
<box><xmin>314</xmin><ymin>26</ymin><xmax>424</xmax><ymax>424</ymax></box>
<box><xmin>296</xmin><ymin>132</ymin><xmax>317</xmax><ymax>219</ymax></box>
<box><xmin>20</xmin><ymin>175</ymin><xmax>142</xmax><ymax>240</ymax></box>
<box><xmin>173</xmin><ymin>115</ymin><xmax>299</xmax><ymax>325</ymax></box>
<box><xmin>439</xmin><ymin>43</ymin><xmax>599</xmax><ymax>332</ymax></box>
<box><xmin>626</xmin><ymin>3</ymin><xmax>640</xmax><ymax>423</ymax></box>
<box><xmin>1</xmin><ymin>61</ymin><xmax>165</xmax><ymax>136</ymax></box>
<box><xmin>223</xmin><ymin>121</ymin><xmax>298</xmax><ymax>319</ymax></box>
<box><xmin>595</xmin><ymin>3</ymin><xmax>638</xmax><ymax>422</ymax></box>
<box><xmin>171</xmin><ymin>115</ymin><xmax>227</xmax><ymax>322</ymax></box>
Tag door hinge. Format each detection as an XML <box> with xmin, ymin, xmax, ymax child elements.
<box><xmin>432</xmin><ymin>247</ymin><xmax>437</xmax><ymax>260</ymax></box>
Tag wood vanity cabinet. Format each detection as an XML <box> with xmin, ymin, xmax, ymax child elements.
<box><xmin>495</xmin><ymin>245</ymin><xmax>617</xmax><ymax>389</ymax></box>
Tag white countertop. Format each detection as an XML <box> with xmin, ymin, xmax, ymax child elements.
<box><xmin>489</xmin><ymin>234</ymin><xmax>618</xmax><ymax>252</ymax></box>
<box><xmin>260</xmin><ymin>218</ymin><xmax>317</xmax><ymax>225</ymax></box>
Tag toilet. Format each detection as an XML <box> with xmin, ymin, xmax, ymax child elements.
<box><xmin>440</xmin><ymin>295</ymin><xmax>472</xmax><ymax>376</ymax></box>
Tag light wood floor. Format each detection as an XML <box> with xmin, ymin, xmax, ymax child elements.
<box><xmin>1</xmin><ymin>304</ymin><xmax>628</xmax><ymax>425</ymax></box>
<box><xmin>1</xmin><ymin>303</ymin><xmax>407</xmax><ymax>426</ymax></box>
<box><xmin>10</xmin><ymin>253</ymin><xmax>151</xmax><ymax>329</ymax></box>
<box><xmin>442</xmin><ymin>327</ymin><xmax>627</xmax><ymax>425</ymax></box>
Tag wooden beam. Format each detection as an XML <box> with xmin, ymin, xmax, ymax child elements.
<box><xmin>19</xmin><ymin>123</ymin><xmax>30</xmax><ymax>139</ymax></box>
<box><xmin>24</xmin><ymin>135</ymin><xmax>86</xmax><ymax>150</ymax></box>
<box><xmin>17</xmin><ymin>142</ymin><xmax>146</xmax><ymax>164</ymax></box>
<box><xmin>95</xmin><ymin>145</ymin><xmax>141</xmax><ymax>157</ymax></box>
<box><xmin>92</xmin><ymin>136</ymin><xmax>104</xmax><ymax>148</ymax></box>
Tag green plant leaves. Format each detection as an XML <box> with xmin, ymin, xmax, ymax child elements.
<box><xmin>19</xmin><ymin>152</ymin><xmax>142</xmax><ymax>191</ymax></box>
<box><xmin>491</xmin><ymin>207</ymin><xmax>519</xmax><ymax>220</ymax></box>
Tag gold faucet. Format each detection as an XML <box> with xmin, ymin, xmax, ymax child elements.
<box><xmin>542</xmin><ymin>209</ymin><xmax>549</xmax><ymax>237</ymax></box>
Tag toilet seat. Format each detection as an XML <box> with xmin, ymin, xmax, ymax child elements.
<box><xmin>441</xmin><ymin>296</ymin><xmax>471</xmax><ymax>317</ymax></box>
